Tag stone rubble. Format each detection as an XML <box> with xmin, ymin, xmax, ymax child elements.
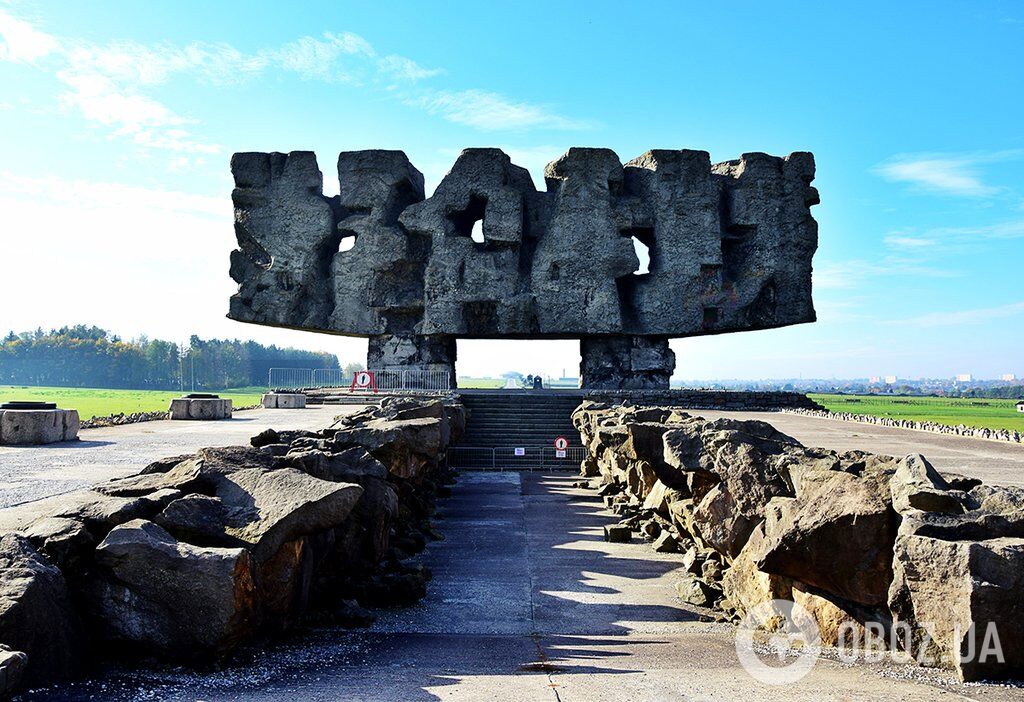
<box><xmin>574</xmin><ymin>399</ymin><xmax>1024</xmax><ymax>681</ymax></box>
<box><xmin>783</xmin><ymin>407</ymin><xmax>1024</xmax><ymax>444</ymax></box>
<box><xmin>0</xmin><ymin>396</ymin><xmax>464</xmax><ymax>697</ymax></box>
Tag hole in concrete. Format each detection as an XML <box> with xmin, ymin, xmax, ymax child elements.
<box><xmin>620</xmin><ymin>226</ymin><xmax>655</xmax><ymax>276</ymax></box>
<box><xmin>549</xmin><ymin>262</ymin><xmax>560</xmax><ymax>281</ymax></box>
<box><xmin>338</xmin><ymin>235</ymin><xmax>357</xmax><ymax>253</ymax></box>
<box><xmin>448</xmin><ymin>194</ymin><xmax>488</xmax><ymax>247</ymax></box>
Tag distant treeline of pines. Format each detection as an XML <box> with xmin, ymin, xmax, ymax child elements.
<box><xmin>0</xmin><ymin>325</ymin><xmax>342</xmax><ymax>390</ymax></box>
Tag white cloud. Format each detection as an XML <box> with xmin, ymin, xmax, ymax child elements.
<box><xmin>814</xmin><ymin>259</ymin><xmax>959</xmax><ymax>290</ymax></box>
<box><xmin>883</xmin><ymin>219</ymin><xmax>1024</xmax><ymax>250</ymax></box>
<box><xmin>892</xmin><ymin>301</ymin><xmax>1024</xmax><ymax>328</ymax></box>
<box><xmin>377</xmin><ymin>54</ymin><xmax>442</xmax><ymax>82</ymax></box>
<box><xmin>873</xmin><ymin>149</ymin><xmax>1023</xmax><ymax>197</ymax></box>
<box><xmin>409</xmin><ymin>89</ymin><xmax>587</xmax><ymax>131</ymax></box>
<box><xmin>269</xmin><ymin>31</ymin><xmax>375</xmax><ymax>82</ymax></box>
<box><xmin>0</xmin><ymin>9</ymin><xmax>58</xmax><ymax>63</ymax></box>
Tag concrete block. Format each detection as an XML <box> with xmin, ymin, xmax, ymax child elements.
<box><xmin>168</xmin><ymin>397</ymin><xmax>232</xmax><ymax>420</ymax></box>
<box><xmin>0</xmin><ymin>408</ymin><xmax>80</xmax><ymax>445</ymax></box>
<box><xmin>261</xmin><ymin>393</ymin><xmax>306</xmax><ymax>409</ymax></box>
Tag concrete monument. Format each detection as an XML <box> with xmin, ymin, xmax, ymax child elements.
<box><xmin>228</xmin><ymin>148</ymin><xmax>818</xmax><ymax>388</ymax></box>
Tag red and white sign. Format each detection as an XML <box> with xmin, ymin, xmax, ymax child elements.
<box><xmin>350</xmin><ymin>370</ymin><xmax>378</xmax><ymax>393</ymax></box>
<box><xmin>554</xmin><ymin>436</ymin><xmax>569</xmax><ymax>451</ymax></box>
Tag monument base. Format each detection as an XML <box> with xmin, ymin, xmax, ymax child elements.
<box><xmin>368</xmin><ymin>333</ymin><xmax>457</xmax><ymax>388</ymax></box>
<box><xmin>580</xmin><ymin>336</ymin><xmax>675</xmax><ymax>389</ymax></box>
<box><xmin>169</xmin><ymin>396</ymin><xmax>232</xmax><ymax>420</ymax></box>
<box><xmin>262</xmin><ymin>393</ymin><xmax>307</xmax><ymax>409</ymax></box>
<box><xmin>0</xmin><ymin>404</ymin><xmax>80</xmax><ymax>445</ymax></box>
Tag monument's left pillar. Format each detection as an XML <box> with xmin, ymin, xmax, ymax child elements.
<box><xmin>367</xmin><ymin>334</ymin><xmax>457</xmax><ymax>390</ymax></box>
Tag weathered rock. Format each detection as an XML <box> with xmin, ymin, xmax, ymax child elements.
<box><xmin>20</xmin><ymin>516</ymin><xmax>95</xmax><ymax>571</ymax></box>
<box><xmin>0</xmin><ymin>645</ymin><xmax>27</xmax><ymax>698</ymax></box>
<box><xmin>889</xmin><ymin>522</ymin><xmax>1024</xmax><ymax>681</ymax></box>
<box><xmin>757</xmin><ymin>469</ymin><xmax>896</xmax><ymax>607</ymax></box>
<box><xmin>604</xmin><ymin>524</ymin><xmax>632</xmax><ymax>543</ymax></box>
<box><xmin>791</xmin><ymin>582</ymin><xmax>862</xmax><ymax>647</ymax></box>
<box><xmin>675</xmin><ymin>572</ymin><xmax>718</xmax><ymax>607</ymax></box>
<box><xmin>890</xmin><ymin>454</ymin><xmax>965</xmax><ymax>514</ymax></box>
<box><xmin>93</xmin><ymin>458</ymin><xmax>204</xmax><ymax>497</ymax></box>
<box><xmin>91</xmin><ymin>520</ymin><xmax>256</xmax><ymax>657</ymax></box>
<box><xmin>652</xmin><ymin>531</ymin><xmax>678</xmax><ymax>553</ymax></box>
<box><xmin>721</xmin><ymin>525</ymin><xmax>792</xmax><ymax>616</ymax></box>
<box><xmin>0</xmin><ymin>535</ymin><xmax>81</xmax><ymax>687</ymax></box>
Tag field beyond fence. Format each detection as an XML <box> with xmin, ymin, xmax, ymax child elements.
<box><xmin>808</xmin><ymin>393</ymin><xmax>1024</xmax><ymax>432</ymax></box>
<box><xmin>0</xmin><ymin>386</ymin><xmax>264</xmax><ymax>421</ymax></box>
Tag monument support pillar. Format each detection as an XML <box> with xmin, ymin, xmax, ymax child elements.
<box><xmin>579</xmin><ymin>336</ymin><xmax>675</xmax><ymax>390</ymax></box>
<box><xmin>367</xmin><ymin>334</ymin><xmax>457</xmax><ymax>389</ymax></box>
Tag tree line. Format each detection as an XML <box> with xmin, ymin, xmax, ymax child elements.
<box><xmin>0</xmin><ymin>325</ymin><xmax>345</xmax><ymax>390</ymax></box>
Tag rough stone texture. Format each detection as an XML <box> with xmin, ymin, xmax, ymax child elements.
<box><xmin>229</xmin><ymin>148</ymin><xmax>818</xmax><ymax>388</ymax></box>
<box><xmin>0</xmin><ymin>408</ymin><xmax>79</xmax><ymax>445</ymax></box>
<box><xmin>574</xmin><ymin>399</ymin><xmax>1024</xmax><ymax>681</ymax></box>
<box><xmin>262</xmin><ymin>393</ymin><xmax>307</xmax><ymax>409</ymax></box>
<box><xmin>168</xmin><ymin>397</ymin><xmax>232</xmax><ymax>420</ymax></box>
<box><xmin>90</xmin><ymin>519</ymin><xmax>256</xmax><ymax>658</ymax></box>
<box><xmin>0</xmin><ymin>534</ymin><xmax>82</xmax><ymax>686</ymax></box>
<box><xmin>0</xmin><ymin>397</ymin><xmax>464</xmax><ymax>696</ymax></box>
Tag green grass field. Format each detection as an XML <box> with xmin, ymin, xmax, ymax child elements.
<box><xmin>0</xmin><ymin>386</ymin><xmax>265</xmax><ymax>420</ymax></box>
<box><xmin>808</xmin><ymin>394</ymin><xmax>1024</xmax><ymax>432</ymax></box>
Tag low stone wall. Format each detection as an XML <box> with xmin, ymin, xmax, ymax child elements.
<box><xmin>783</xmin><ymin>407</ymin><xmax>1024</xmax><ymax>444</ymax></box>
<box><xmin>574</xmin><ymin>399</ymin><xmax>1024</xmax><ymax>682</ymax></box>
<box><xmin>584</xmin><ymin>389</ymin><xmax>822</xmax><ymax>411</ymax></box>
<box><xmin>0</xmin><ymin>397</ymin><xmax>465</xmax><ymax>697</ymax></box>
<box><xmin>81</xmin><ymin>411</ymin><xmax>169</xmax><ymax>429</ymax></box>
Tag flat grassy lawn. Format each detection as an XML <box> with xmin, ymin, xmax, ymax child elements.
<box><xmin>457</xmin><ymin>377</ymin><xmax>506</xmax><ymax>389</ymax></box>
<box><xmin>0</xmin><ymin>386</ymin><xmax>264</xmax><ymax>420</ymax></box>
<box><xmin>808</xmin><ymin>394</ymin><xmax>1024</xmax><ymax>432</ymax></box>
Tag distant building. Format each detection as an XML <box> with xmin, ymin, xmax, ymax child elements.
<box><xmin>885</xmin><ymin>375</ymin><xmax>897</xmax><ymax>385</ymax></box>
<box><xmin>955</xmin><ymin>374</ymin><xmax>972</xmax><ymax>383</ymax></box>
<box><xmin>1018</xmin><ymin>401</ymin><xmax>1024</xmax><ymax>413</ymax></box>
<box><xmin>869</xmin><ymin>376</ymin><xmax>882</xmax><ymax>384</ymax></box>
<box><xmin>1003</xmin><ymin>374</ymin><xmax>1017</xmax><ymax>382</ymax></box>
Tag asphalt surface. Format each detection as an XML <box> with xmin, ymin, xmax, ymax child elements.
<box><xmin>21</xmin><ymin>473</ymin><xmax>1024</xmax><ymax>702</ymax></box>
<box><xmin>0</xmin><ymin>406</ymin><xmax>358</xmax><ymax>509</ymax></box>
<box><xmin>689</xmin><ymin>410</ymin><xmax>1024</xmax><ymax>487</ymax></box>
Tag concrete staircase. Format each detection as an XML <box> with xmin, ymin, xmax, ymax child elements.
<box><xmin>451</xmin><ymin>391</ymin><xmax>585</xmax><ymax>470</ymax></box>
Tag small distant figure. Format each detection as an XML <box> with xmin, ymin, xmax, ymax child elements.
<box><xmin>533</xmin><ymin>374</ymin><xmax>543</xmax><ymax>390</ymax></box>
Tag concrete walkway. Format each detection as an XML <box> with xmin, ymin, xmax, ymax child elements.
<box><xmin>26</xmin><ymin>473</ymin><xmax>1023</xmax><ymax>701</ymax></box>
<box><xmin>0</xmin><ymin>405</ymin><xmax>358</xmax><ymax>509</ymax></box>
<box><xmin>691</xmin><ymin>409</ymin><xmax>1024</xmax><ymax>487</ymax></box>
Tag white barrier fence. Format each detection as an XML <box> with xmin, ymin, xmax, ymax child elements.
<box><xmin>268</xmin><ymin>367</ymin><xmax>451</xmax><ymax>392</ymax></box>
<box><xmin>446</xmin><ymin>445</ymin><xmax>586</xmax><ymax>471</ymax></box>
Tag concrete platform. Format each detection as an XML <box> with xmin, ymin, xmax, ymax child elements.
<box><xmin>22</xmin><ymin>473</ymin><xmax>1024</xmax><ymax>701</ymax></box>
<box><xmin>690</xmin><ymin>409</ymin><xmax>1024</xmax><ymax>487</ymax></box>
<box><xmin>0</xmin><ymin>405</ymin><xmax>360</xmax><ymax>511</ymax></box>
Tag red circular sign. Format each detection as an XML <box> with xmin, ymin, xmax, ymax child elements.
<box><xmin>554</xmin><ymin>436</ymin><xmax>569</xmax><ymax>451</ymax></box>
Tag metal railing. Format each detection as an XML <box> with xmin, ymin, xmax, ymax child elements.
<box><xmin>268</xmin><ymin>367</ymin><xmax>452</xmax><ymax>392</ymax></box>
<box><xmin>446</xmin><ymin>445</ymin><xmax>586</xmax><ymax>471</ymax></box>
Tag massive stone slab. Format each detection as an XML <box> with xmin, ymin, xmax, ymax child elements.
<box><xmin>229</xmin><ymin>147</ymin><xmax>818</xmax><ymax>387</ymax></box>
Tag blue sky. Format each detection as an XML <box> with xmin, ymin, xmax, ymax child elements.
<box><xmin>1</xmin><ymin>1</ymin><xmax>1022</xmax><ymax>380</ymax></box>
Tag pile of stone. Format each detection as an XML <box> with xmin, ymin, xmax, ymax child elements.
<box><xmin>81</xmin><ymin>410</ymin><xmax>170</xmax><ymax>429</ymax></box>
<box><xmin>0</xmin><ymin>396</ymin><xmax>464</xmax><ymax>697</ymax></box>
<box><xmin>784</xmin><ymin>407</ymin><xmax>1023</xmax><ymax>444</ymax></box>
<box><xmin>574</xmin><ymin>400</ymin><xmax>1024</xmax><ymax>681</ymax></box>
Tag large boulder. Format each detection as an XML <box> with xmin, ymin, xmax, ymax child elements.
<box><xmin>756</xmin><ymin>468</ymin><xmax>896</xmax><ymax>607</ymax></box>
<box><xmin>0</xmin><ymin>534</ymin><xmax>82</xmax><ymax>687</ymax></box>
<box><xmin>91</xmin><ymin>520</ymin><xmax>256</xmax><ymax>658</ymax></box>
<box><xmin>889</xmin><ymin>509</ymin><xmax>1024</xmax><ymax>681</ymax></box>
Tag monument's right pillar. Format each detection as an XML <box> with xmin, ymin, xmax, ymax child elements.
<box><xmin>579</xmin><ymin>336</ymin><xmax>675</xmax><ymax>389</ymax></box>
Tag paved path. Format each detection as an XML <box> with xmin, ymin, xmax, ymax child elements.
<box><xmin>0</xmin><ymin>406</ymin><xmax>358</xmax><ymax>509</ymax></box>
<box><xmin>690</xmin><ymin>410</ymin><xmax>1024</xmax><ymax>487</ymax></box>
<box><xmin>27</xmin><ymin>473</ymin><xmax>1023</xmax><ymax>701</ymax></box>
